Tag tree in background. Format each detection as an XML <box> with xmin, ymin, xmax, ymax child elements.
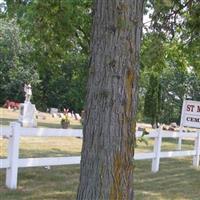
<box><xmin>139</xmin><ymin>0</ymin><xmax>200</xmax><ymax>125</ymax></box>
<box><xmin>18</xmin><ymin>0</ymin><xmax>91</xmax><ymax>112</ymax></box>
<box><xmin>140</xmin><ymin>32</ymin><xmax>165</xmax><ymax>126</ymax></box>
<box><xmin>1</xmin><ymin>0</ymin><xmax>199</xmax><ymax>117</ymax></box>
<box><xmin>144</xmin><ymin>73</ymin><xmax>161</xmax><ymax>126</ymax></box>
<box><xmin>0</xmin><ymin>0</ymin><xmax>92</xmax><ymax>112</ymax></box>
<box><xmin>0</xmin><ymin>18</ymin><xmax>39</xmax><ymax>104</ymax></box>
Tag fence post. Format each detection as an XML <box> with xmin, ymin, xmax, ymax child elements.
<box><xmin>6</xmin><ymin>122</ymin><xmax>20</xmax><ymax>189</ymax></box>
<box><xmin>177</xmin><ymin>126</ymin><xmax>183</xmax><ymax>150</ymax></box>
<box><xmin>193</xmin><ymin>132</ymin><xmax>200</xmax><ymax>168</ymax></box>
<box><xmin>151</xmin><ymin>127</ymin><xmax>162</xmax><ymax>173</ymax></box>
<box><xmin>177</xmin><ymin>138</ymin><xmax>182</xmax><ymax>150</ymax></box>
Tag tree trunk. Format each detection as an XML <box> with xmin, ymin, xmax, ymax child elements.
<box><xmin>77</xmin><ymin>0</ymin><xmax>144</xmax><ymax>199</ymax></box>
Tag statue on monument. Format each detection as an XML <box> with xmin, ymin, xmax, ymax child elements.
<box><xmin>19</xmin><ymin>83</ymin><xmax>37</xmax><ymax>127</ymax></box>
<box><xmin>24</xmin><ymin>84</ymin><xmax>32</xmax><ymax>103</ymax></box>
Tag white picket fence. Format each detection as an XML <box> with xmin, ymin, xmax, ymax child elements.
<box><xmin>0</xmin><ymin>122</ymin><xmax>199</xmax><ymax>189</ymax></box>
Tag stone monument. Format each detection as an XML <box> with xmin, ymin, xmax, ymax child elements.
<box><xmin>18</xmin><ymin>84</ymin><xmax>37</xmax><ymax>127</ymax></box>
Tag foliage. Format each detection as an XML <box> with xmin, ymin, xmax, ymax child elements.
<box><xmin>61</xmin><ymin>114</ymin><xmax>70</xmax><ymax>129</ymax></box>
<box><xmin>139</xmin><ymin>0</ymin><xmax>200</xmax><ymax>125</ymax></box>
<box><xmin>0</xmin><ymin>0</ymin><xmax>92</xmax><ymax>112</ymax></box>
<box><xmin>0</xmin><ymin>18</ymin><xmax>40</xmax><ymax>104</ymax></box>
<box><xmin>0</xmin><ymin>0</ymin><xmax>199</xmax><ymax>119</ymax></box>
<box><xmin>17</xmin><ymin>0</ymin><xmax>91</xmax><ymax>112</ymax></box>
<box><xmin>29</xmin><ymin>59</ymin><xmax>89</xmax><ymax>112</ymax></box>
<box><xmin>144</xmin><ymin>73</ymin><xmax>162</xmax><ymax>126</ymax></box>
<box><xmin>140</xmin><ymin>37</ymin><xmax>200</xmax><ymax>125</ymax></box>
<box><xmin>136</xmin><ymin>129</ymin><xmax>149</xmax><ymax>147</ymax></box>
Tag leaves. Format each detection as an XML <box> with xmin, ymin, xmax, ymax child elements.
<box><xmin>0</xmin><ymin>0</ymin><xmax>199</xmax><ymax>116</ymax></box>
<box><xmin>0</xmin><ymin>18</ymin><xmax>40</xmax><ymax>103</ymax></box>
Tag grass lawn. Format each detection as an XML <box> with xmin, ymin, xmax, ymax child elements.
<box><xmin>1</xmin><ymin>108</ymin><xmax>200</xmax><ymax>200</ymax></box>
<box><xmin>0</xmin><ymin>108</ymin><xmax>82</xmax><ymax>129</ymax></box>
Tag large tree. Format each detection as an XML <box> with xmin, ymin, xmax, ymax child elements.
<box><xmin>77</xmin><ymin>1</ymin><xmax>144</xmax><ymax>199</ymax></box>
<box><xmin>0</xmin><ymin>0</ymin><xmax>92</xmax><ymax>111</ymax></box>
<box><xmin>0</xmin><ymin>18</ymin><xmax>39</xmax><ymax>104</ymax></box>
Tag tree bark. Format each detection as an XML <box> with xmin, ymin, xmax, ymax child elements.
<box><xmin>77</xmin><ymin>0</ymin><xmax>144</xmax><ymax>199</ymax></box>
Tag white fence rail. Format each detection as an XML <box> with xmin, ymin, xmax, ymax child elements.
<box><xmin>0</xmin><ymin>122</ymin><xmax>199</xmax><ymax>189</ymax></box>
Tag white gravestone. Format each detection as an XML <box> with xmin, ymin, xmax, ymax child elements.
<box><xmin>18</xmin><ymin>84</ymin><xmax>37</xmax><ymax>127</ymax></box>
<box><xmin>50</xmin><ymin>108</ymin><xmax>58</xmax><ymax>114</ymax></box>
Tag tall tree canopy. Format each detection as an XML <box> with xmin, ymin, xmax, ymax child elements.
<box><xmin>0</xmin><ymin>0</ymin><xmax>199</xmax><ymax>117</ymax></box>
<box><xmin>0</xmin><ymin>0</ymin><xmax>92</xmax><ymax>112</ymax></box>
<box><xmin>0</xmin><ymin>18</ymin><xmax>39</xmax><ymax>104</ymax></box>
<box><xmin>139</xmin><ymin>0</ymin><xmax>200</xmax><ymax>125</ymax></box>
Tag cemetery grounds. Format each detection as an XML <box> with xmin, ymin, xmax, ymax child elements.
<box><xmin>0</xmin><ymin>108</ymin><xmax>200</xmax><ymax>200</ymax></box>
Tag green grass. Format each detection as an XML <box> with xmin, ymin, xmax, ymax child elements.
<box><xmin>0</xmin><ymin>108</ymin><xmax>82</xmax><ymax>129</ymax></box>
<box><xmin>135</xmin><ymin>158</ymin><xmax>200</xmax><ymax>200</ymax></box>
<box><xmin>0</xmin><ymin>166</ymin><xmax>80</xmax><ymax>200</ymax></box>
<box><xmin>0</xmin><ymin>158</ymin><xmax>199</xmax><ymax>200</ymax></box>
<box><xmin>1</xmin><ymin>108</ymin><xmax>200</xmax><ymax>200</ymax></box>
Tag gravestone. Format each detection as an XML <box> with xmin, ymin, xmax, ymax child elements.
<box><xmin>50</xmin><ymin>108</ymin><xmax>58</xmax><ymax>114</ymax></box>
<box><xmin>18</xmin><ymin>84</ymin><xmax>37</xmax><ymax>127</ymax></box>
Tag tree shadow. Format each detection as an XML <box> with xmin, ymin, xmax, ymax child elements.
<box><xmin>135</xmin><ymin>158</ymin><xmax>200</xmax><ymax>200</ymax></box>
<box><xmin>0</xmin><ymin>118</ymin><xmax>17</xmax><ymax>126</ymax></box>
<box><xmin>0</xmin><ymin>165</ymin><xmax>80</xmax><ymax>200</ymax></box>
<box><xmin>19</xmin><ymin>148</ymin><xmax>81</xmax><ymax>158</ymax></box>
<box><xmin>0</xmin><ymin>118</ymin><xmax>82</xmax><ymax>129</ymax></box>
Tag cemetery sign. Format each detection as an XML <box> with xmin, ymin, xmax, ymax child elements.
<box><xmin>181</xmin><ymin>100</ymin><xmax>200</xmax><ymax>129</ymax></box>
